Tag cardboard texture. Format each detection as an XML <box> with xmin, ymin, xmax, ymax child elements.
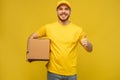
<box><xmin>26</xmin><ymin>38</ymin><xmax>50</xmax><ymax>61</ymax></box>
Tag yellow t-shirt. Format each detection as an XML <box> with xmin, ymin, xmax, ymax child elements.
<box><xmin>37</xmin><ymin>21</ymin><xmax>84</xmax><ymax>75</ymax></box>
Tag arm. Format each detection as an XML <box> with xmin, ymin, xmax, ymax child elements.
<box><xmin>80</xmin><ymin>35</ymin><xmax>93</xmax><ymax>52</ymax></box>
<box><xmin>28</xmin><ymin>32</ymin><xmax>40</xmax><ymax>39</ymax></box>
<box><xmin>27</xmin><ymin>26</ymin><xmax>46</xmax><ymax>62</ymax></box>
<box><xmin>29</xmin><ymin>25</ymin><xmax>46</xmax><ymax>39</ymax></box>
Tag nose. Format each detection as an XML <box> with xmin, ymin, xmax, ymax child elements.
<box><xmin>60</xmin><ymin>8</ymin><xmax>67</xmax><ymax>12</ymax></box>
<box><xmin>61</xmin><ymin>9</ymin><xmax>65</xmax><ymax>13</ymax></box>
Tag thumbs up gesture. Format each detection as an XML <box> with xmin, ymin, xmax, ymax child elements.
<box><xmin>80</xmin><ymin>34</ymin><xmax>88</xmax><ymax>47</ymax></box>
<box><xmin>80</xmin><ymin>34</ymin><xmax>93</xmax><ymax>52</ymax></box>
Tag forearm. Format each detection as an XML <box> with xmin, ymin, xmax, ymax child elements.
<box><xmin>29</xmin><ymin>33</ymin><xmax>40</xmax><ymax>39</ymax></box>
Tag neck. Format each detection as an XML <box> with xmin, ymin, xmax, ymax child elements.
<box><xmin>58</xmin><ymin>20</ymin><xmax>70</xmax><ymax>25</ymax></box>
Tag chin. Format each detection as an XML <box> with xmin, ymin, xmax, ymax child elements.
<box><xmin>60</xmin><ymin>17</ymin><xmax>69</xmax><ymax>21</ymax></box>
<box><xmin>61</xmin><ymin>18</ymin><xmax>67</xmax><ymax>20</ymax></box>
<box><xmin>58</xmin><ymin>15</ymin><xmax>70</xmax><ymax>22</ymax></box>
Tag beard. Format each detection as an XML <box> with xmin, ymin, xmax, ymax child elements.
<box><xmin>57</xmin><ymin>13</ymin><xmax>70</xmax><ymax>22</ymax></box>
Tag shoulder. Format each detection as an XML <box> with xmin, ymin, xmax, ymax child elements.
<box><xmin>70</xmin><ymin>23</ymin><xmax>83</xmax><ymax>31</ymax></box>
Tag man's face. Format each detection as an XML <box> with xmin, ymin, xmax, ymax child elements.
<box><xmin>57</xmin><ymin>4</ymin><xmax>71</xmax><ymax>22</ymax></box>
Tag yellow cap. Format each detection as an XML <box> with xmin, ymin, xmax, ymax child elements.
<box><xmin>57</xmin><ymin>0</ymin><xmax>71</xmax><ymax>9</ymax></box>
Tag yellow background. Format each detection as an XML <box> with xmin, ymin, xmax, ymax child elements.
<box><xmin>0</xmin><ymin>0</ymin><xmax>120</xmax><ymax>80</ymax></box>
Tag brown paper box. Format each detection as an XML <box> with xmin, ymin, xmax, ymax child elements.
<box><xmin>26</xmin><ymin>38</ymin><xmax>50</xmax><ymax>61</ymax></box>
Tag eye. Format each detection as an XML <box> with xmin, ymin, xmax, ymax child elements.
<box><xmin>65</xmin><ymin>8</ymin><xmax>69</xmax><ymax>11</ymax></box>
<box><xmin>58</xmin><ymin>7</ymin><xmax>63</xmax><ymax>10</ymax></box>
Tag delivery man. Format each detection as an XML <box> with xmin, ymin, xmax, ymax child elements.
<box><xmin>29</xmin><ymin>0</ymin><xmax>93</xmax><ymax>80</ymax></box>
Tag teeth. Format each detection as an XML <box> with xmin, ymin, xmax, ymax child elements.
<box><xmin>62</xmin><ymin>15</ymin><xmax>66</xmax><ymax>17</ymax></box>
<box><xmin>60</xmin><ymin>14</ymin><xmax>66</xmax><ymax>15</ymax></box>
<box><xmin>62</xmin><ymin>14</ymin><xmax>66</xmax><ymax>16</ymax></box>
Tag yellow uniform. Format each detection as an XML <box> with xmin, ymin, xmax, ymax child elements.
<box><xmin>37</xmin><ymin>21</ymin><xmax>84</xmax><ymax>75</ymax></box>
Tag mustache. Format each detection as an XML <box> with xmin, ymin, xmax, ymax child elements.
<box><xmin>60</xmin><ymin>13</ymin><xmax>67</xmax><ymax>15</ymax></box>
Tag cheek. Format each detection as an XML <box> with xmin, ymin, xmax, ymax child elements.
<box><xmin>57</xmin><ymin>11</ymin><xmax>61</xmax><ymax>15</ymax></box>
<box><xmin>67</xmin><ymin>11</ymin><xmax>71</xmax><ymax>14</ymax></box>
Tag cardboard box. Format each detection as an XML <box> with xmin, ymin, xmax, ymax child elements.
<box><xmin>26</xmin><ymin>38</ymin><xmax>50</xmax><ymax>61</ymax></box>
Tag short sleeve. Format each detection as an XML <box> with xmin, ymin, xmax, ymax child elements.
<box><xmin>78</xmin><ymin>28</ymin><xmax>85</xmax><ymax>41</ymax></box>
<box><xmin>36</xmin><ymin>25</ymin><xmax>46</xmax><ymax>37</ymax></box>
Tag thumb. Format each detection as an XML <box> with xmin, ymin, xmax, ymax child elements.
<box><xmin>84</xmin><ymin>34</ymin><xmax>87</xmax><ymax>38</ymax></box>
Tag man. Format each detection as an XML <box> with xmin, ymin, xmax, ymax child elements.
<box><xmin>29</xmin><ymin>0</ymin><xmax>93</xmax><ymax>80</ymax></box>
